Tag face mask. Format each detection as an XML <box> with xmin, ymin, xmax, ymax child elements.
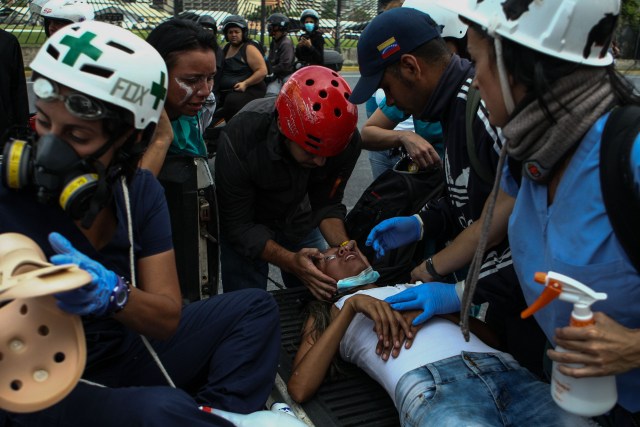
<box><xmin>304</xmin><ymin>23</ymin><xmax>315</xmax><ymax>33</ymax></box>
<box><xmin>2</xmin><ymin>128</ymin><xmax>110</xmax><ymax>225</ymax></box>
<box><xmin>337</xmin><ymin>267</ymin><xmax>380</xmax><ymax>292</ymax></box>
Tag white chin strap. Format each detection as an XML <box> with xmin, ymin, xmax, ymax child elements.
<box><xmin>494</xmin><ymin>36</ymin><xmax>515</xmax><ymax>115</ymax></box>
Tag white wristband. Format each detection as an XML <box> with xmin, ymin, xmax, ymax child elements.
<box><xmin>412</xmin><ymin>214</ymin><xmax>424</xmax><ymax>240</ymax></box>
<box><xmin>455</xmin><ymin>280</ymin><xmax>465</xmax><ymax>302</ymax></box>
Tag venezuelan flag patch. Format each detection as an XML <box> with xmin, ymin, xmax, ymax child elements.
<box><xmin>377</xmin><ymin>37</ymin><xmax>400</xmax><ymax>59</ymax></box>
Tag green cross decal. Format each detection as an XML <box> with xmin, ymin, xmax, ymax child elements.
<box><xmin>150</xmin><ymin>71</ymin><xmax>167</xmax><ymax>110</ymax></box>
<box><xmin>60</xmin><ymin>32</ymin><xmax>102</xmax><ymax>66</ymax></box>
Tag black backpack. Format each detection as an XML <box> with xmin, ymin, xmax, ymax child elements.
<box><xmin>345</xmin><ymin>163</ymin><xmax>444</xmax><ymax>285</ymax></box>
<box><xmin>596</xmin><ymin>105</ymin><xmax>640</xmax><ymax>272</ymax></box>
<box><xmin>345</xmin><ymin>86</ymin><xmax>489</xmax><ymax>285</ymax></box>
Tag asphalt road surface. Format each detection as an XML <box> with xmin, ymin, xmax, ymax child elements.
<box><xmin>342</xmin><ymin>72</ymin><xmax>374</xmax><ymax>212</ymax></box>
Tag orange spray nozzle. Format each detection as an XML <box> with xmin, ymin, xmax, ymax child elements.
<box><xmin>520</xmin><ymin>272</ymin><xmax>562</xmax><ymax>319</ymax></box>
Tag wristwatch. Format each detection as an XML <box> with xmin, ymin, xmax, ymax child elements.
<box><xmin>425</xmin><ymin>257</ymin><xmax>445</xmax><ymax>281</ymax></box>
<box><xmin>107</xmin><ymin>276</ymin><xmax>131</xmax><ymax>314</ymax></box>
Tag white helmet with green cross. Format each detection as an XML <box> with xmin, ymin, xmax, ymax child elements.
<box><xmin>30</xmin><ymin>20</ymin><xmax>168</xmax><ymax>130</ymax></box>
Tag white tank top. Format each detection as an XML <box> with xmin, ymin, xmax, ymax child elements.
<box><xmin>335</xmin><ymin>285</ymin><xmax>495</xmax><ymax>406</ymax></box>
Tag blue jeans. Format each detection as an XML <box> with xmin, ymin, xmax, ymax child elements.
<box><xmin>221</xmin><ymin>228</ymin><xmax>327</xmax><ymax>292</ymax></box>
<box><xmin>368</xmin><ymin>150</ymin><xmax>402</xmax><ymax>180</ymax></box>
<box><xmin>5</xmin><ymin>289</ymin><xmax>280</xmax><ymax>426</ymax></box>
<box><xmin>395</xmin><ymin>352</ymin><xmax>592</xmax><ymax>427</ymax></box>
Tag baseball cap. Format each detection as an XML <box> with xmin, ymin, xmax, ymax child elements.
<box><xmin>350</xmin><ymin>7</ymin><xmax>441</xmax><ymax>104</ymax></box>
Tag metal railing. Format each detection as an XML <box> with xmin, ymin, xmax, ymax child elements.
<box><xmin>0</xmin><ymin>0</ymin><xmax>378</xmax><ymax>50</ymax></box>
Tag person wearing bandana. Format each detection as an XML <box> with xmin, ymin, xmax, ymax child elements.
<box><xmin>369</xmin><ymin>2</ymin><xmax>640</xmax><ymax>424</ymax></box>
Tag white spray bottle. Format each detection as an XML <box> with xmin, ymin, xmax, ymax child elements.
<box><xmin>198</xmin><ymin>405</ymin><xmax>307</xmax><ymax>426</ymax></box>
<box><xmin>521</xmin><ymin>271</ymin><xmax>617</xmax><ymax>417</ymax></box>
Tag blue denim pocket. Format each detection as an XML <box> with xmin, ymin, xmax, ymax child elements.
<box><xmin>395</xmin><ymin>352</ymin><xmax>593</xmax><ymax>427</ymax></box>
<box><xmin>395</xmin><ymin>365</ymin><xmax>438</xmax><ymax>427</ymax></box>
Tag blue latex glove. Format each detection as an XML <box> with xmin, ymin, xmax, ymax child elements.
<box><xmin>365</xmin><ymin>216</ymin><xmax>421</xmax><ymax>258</ymax></box>
<box><xmin>48</xmin><ymin>232</ymin><xmax>118</xmax><ymax>316</ymax></box>
<box><xmin>385</xmin><ymin>283</ymin><xmax>460</xmax><ymax>326</ymax></box>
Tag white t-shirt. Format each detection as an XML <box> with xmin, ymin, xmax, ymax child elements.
<box><xmin>335</xmin><ymin>285</ymin><xmax>495</xmax><ymax>406</ymax></box>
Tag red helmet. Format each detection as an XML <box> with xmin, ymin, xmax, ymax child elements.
<box><xmin>276</xmin><ymin>66</ymin><xmax>358</xmax><ymax>157</ymax></box>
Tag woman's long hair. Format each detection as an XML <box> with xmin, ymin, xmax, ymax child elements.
<box><xmin>300</xmin><ymin>299</ymin><xmax>348</xmax><ymax>380</ymax></box>
<box><xmin>146</xmin><ymin>19</ymin><xmax>217</xmax><ymax>69</ymax></box>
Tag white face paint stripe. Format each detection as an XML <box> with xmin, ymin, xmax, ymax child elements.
<box><xmin>175</xmin><ymin>78</ymin><xmax>193</xmax><ymax>104</ymax></box>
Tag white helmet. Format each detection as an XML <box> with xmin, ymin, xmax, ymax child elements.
<box><xmin>41</xmin><ymin>0</ymin><xmax>94</xmax><ymax>27</ymax></box>
<box><xmin>436</xmin><ymin>0</ymin><xmax>619</xmax><ymax>66</ymax></box>
<box><xmin>403</xmin><ymin>0</ymin><xmax>467</xmax><ymax>39</ymax></box>
<box><xmin>30</xmin><ymin>20</ymin><xmax>168</xmax><ymax>130</ymax></box>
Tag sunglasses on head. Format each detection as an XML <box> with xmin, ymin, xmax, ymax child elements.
<box><xmin>33</xmin><ymin>77</ymin><xmax>111</xmax><ymax>120</ymax></box>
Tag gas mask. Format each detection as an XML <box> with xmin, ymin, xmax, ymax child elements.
<box><xmin>2</xmin><ymin>127</ymin><xmax>108</xmax><ymax>225</ymax></box>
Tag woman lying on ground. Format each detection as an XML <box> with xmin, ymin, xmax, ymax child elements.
<box><xmin>287</xmin><ymin>246</ymin><xmax>593</xmax><ymax>426</ymax></box>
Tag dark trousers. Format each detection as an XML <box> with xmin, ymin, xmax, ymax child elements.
<box><xmin>5</xmin><ymin>289</ymin><xmax>280</xmax><ymax>426</ymax></box>
<box><xmin>220</xmin><ymin>83</ymin><xmax>266</xmax><ymax>122</ymax></box>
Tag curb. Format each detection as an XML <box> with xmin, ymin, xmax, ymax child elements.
<box><xmin>340</xmin><ymin>64</ymin><xmax>640</xmax><ymax>74</ymax></box>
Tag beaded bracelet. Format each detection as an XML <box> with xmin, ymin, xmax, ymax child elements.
<box><xmin>107</xmin><ymin>276</ymin><xmax>131</xmax><ymax>315</ymax></box>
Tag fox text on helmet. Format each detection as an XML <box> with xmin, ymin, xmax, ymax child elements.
<box><xmin>30</xmin><ymin>20</ymin><xmax>168</xmax><ymax>129</ymax></box>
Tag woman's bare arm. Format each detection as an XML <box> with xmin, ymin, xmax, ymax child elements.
<box><xmin>288</xmin><ymin>304</ymin><xmax>356</xmax><ymax>403</ymax></box>
<box><xmin>114</xmin><ymin>250</ymin><xmax>182</xmax><ymax>340</ymax></box>
<box><xmin>288</xmin><ymin>295</ymin><xmax>412</xmax><ymax>403</ymax></box>
<box><xmin>233</xmin><ymin>44</ymin><xmax>267</xmax><ymax>92</ymax></box>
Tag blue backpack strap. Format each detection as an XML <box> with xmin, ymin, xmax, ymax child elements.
<box><xmin>600</xmin><ymin>105</ymin><xmax>640</xmax><ymax>273</ymax></box>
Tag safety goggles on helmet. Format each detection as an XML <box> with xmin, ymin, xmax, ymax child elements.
<box><xmin>30</xmin><ymin>21</ymin><xmax>168</xmax><ymax>130</ymax></box>
<box><xmin>33</xmin><ymin>77</ymin><xmax>110</xmax><ymax>120</ymax></box>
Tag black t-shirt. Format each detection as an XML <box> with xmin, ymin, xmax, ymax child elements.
<box><xmin>0</xmin><ymin>169</ymin><xmax>172</xmax><ymax>379</ymax></box>
<box><xmin>295</xmin><ymin>30</ymin><xmax>324</xmax><ymax>66</ymax></box>
<box><xmin>0</xmin><ymin>29</ymin><xmax>29</xmax><ymax>138</ymax></box>
<box><xmin>215</xmin><ymin>96</ymin><xmax>361</xmax><ymax>260</ymax></box>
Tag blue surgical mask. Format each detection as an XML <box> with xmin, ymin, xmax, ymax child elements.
<box><xmin>337</xmin><ymin>267</ymin><xmax>380</xmax><ymax>292</ymax></box>
<box><xmin>304</xmin><ymin>23</ymin><xmax>315</xmax><ymax>33</ymax></box>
